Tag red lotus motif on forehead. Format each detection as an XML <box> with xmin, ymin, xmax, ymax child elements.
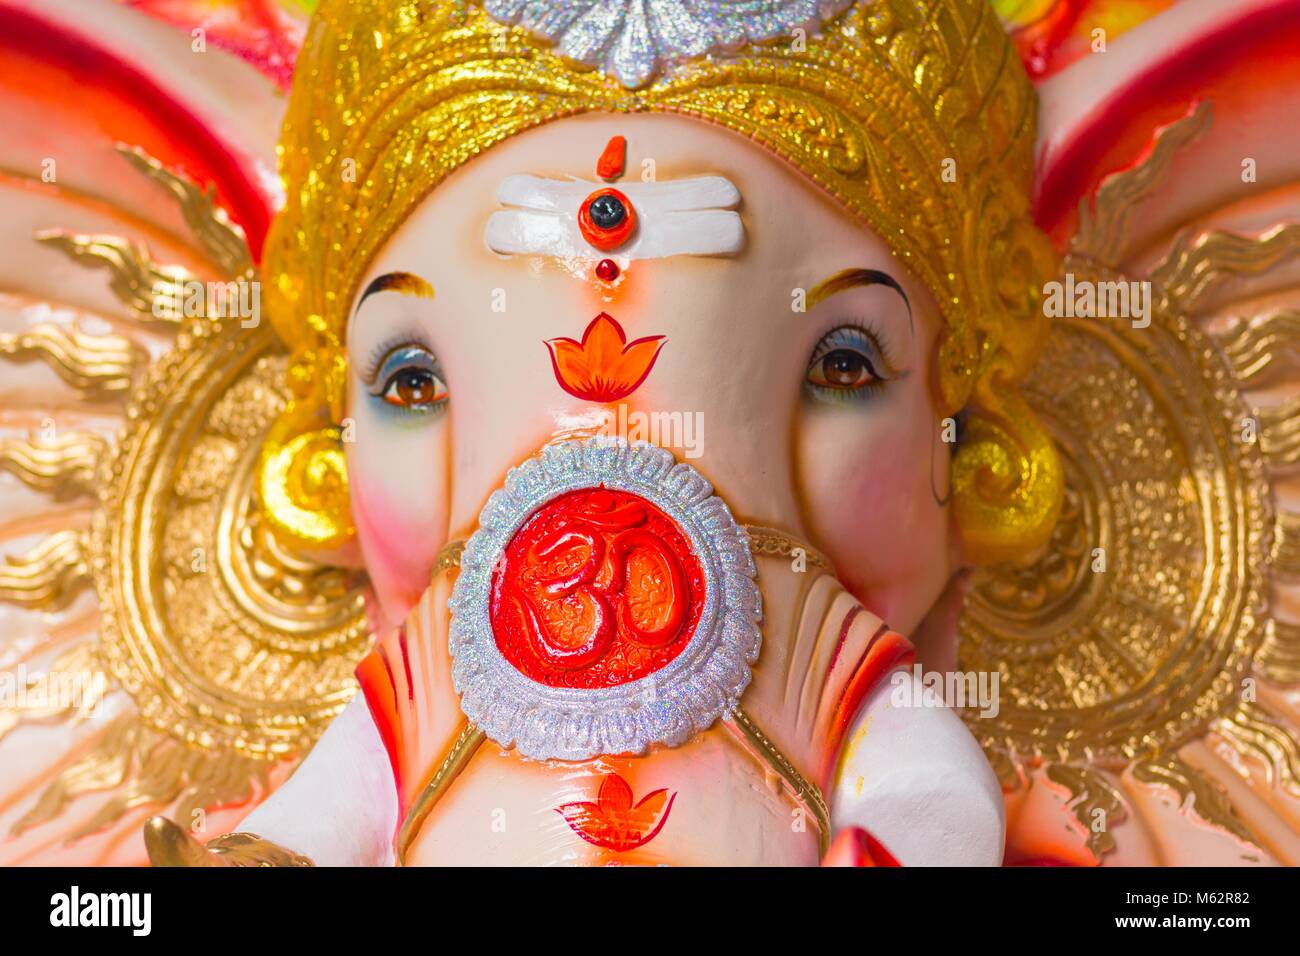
<box><xmin>545</xmin><ymin>313</ymin><xmax>665</xmax><ymax>403</ymax></box>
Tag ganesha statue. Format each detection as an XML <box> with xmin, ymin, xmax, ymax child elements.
<box><xmin>2</xmin><ymin>0</ymin><xmax>1300</xmax><ymax>869</ymax></box>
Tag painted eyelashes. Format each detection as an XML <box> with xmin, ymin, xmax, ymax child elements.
<box><xmin>485</xmin><ymin>174</ymin><xmax>744</xmax><ymax>259</ymax></box>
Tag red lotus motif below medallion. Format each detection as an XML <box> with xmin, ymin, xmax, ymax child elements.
<box><xmin>557</xmin><ymin>773</ymin><xmax>676</xmax><ymax>852</ymax></box>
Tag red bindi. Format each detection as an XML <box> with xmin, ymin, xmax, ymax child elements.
<box><xmin>595</xmin><ymin>258</ymin><xmax>620</xmax><ymax>282</ymax></box>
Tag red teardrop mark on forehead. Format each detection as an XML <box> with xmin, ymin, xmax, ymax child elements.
<box><xmin>596</xmin><ymin>135</ymin><xmax>626</xmax><ymax>181</ymax></box>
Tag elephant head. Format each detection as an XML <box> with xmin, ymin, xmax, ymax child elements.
<box><xmin>231</xmin><ymin>0</ymin><xmax>1062</xmax><ymax>866</ymax></box>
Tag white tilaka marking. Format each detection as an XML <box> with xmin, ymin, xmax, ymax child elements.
<box><xmin>485</xmin><ymin>174</ymin><xmax>745</xmax><ymax>259</ymax></box>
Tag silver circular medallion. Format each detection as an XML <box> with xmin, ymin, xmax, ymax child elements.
<box><xmin>448</xmin><ymin>438</ymin><xmax>761</xmax><ymax>761</ymax></box>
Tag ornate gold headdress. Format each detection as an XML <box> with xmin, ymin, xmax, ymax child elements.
<box><xmin>261</xmin><ymin>0</ymin><xmax>1063</xmax><ymax>562</ymax></box>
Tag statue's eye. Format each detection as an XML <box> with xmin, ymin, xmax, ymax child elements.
<box><xmin>804</xmin><ymin>325</ymin><xmax>892</xmax><ymax>402</ymax></box>
<box><xmin>366</xmin><ymin>344</ymin><xmax>448</xmax><ymax>414</ymax></box>
<box><xmin>811</xmin><ymin>349</ymin><xmax>875</xmax><ymax>389</ymax></box>
<box><xmin>382</xmin><ymin>367</ymin><xmax>447</xmax><ymax>408</ymax></box>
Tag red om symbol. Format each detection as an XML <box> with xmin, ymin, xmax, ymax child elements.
<box><xmin>490</xmin><ymin>488</ymin><xmax>703</xmax><ymax>687</ymax></box>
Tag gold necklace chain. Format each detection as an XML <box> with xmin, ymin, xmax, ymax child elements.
<box><xmin>395</xmin><ymin>721</ymin><xmax>486</xmax><ymax>866</ymax></box>
<box><xmin>725</xmin><ymin>705</ymin><xmax>832</xmax><ymax>856</ymax></box>
<box><xmin>742</xmin><ymin>525</ymin><xmax>833</xmax><ymax>572</ymax></box>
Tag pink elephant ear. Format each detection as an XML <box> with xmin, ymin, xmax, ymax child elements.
<box><xmin>998</xmin><ymin>0</ymin><xmax>1177</xmax><ymax>83</ymax></box>
<box><xmin>0</xmin><ymin>1</ymin><xmax>308</xmax><ymax>866</ymax></box>
<box><xmin>120</xmin><ymin>0</ymin><xmax>308</xmax><ymax>92</ymax></box>
<box><xmin>972</xmin><ymin>0</ymin><xmax>1300</xmax><ymax>868</ymax></box>
<box><xmin>1032</xmin><ymin>0</ymin><xmax>1300</xmax><ymax>255</ymax></box>
<box><xmin>0</xmin><ymin>2</ymin><xmax>283</xmax><ymax>262</ymax></box>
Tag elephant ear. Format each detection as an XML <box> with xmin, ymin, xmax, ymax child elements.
<box><xmin>961</xmin><ymin>0</ymin><xmax>1300</xmax><ymax>866</ymax></box>
<box><xmin>0</xmin><ymin>1</ymin><xmax>367</xmax><ymax>866</ymax></box>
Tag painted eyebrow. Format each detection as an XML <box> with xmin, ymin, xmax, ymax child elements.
<box><xmin>807</xmin><ymin>268</ymin><xmax>913</xmax><ymax>337</ymax></box>
<box><xmin>355</xmin><ymin>272</ymin><xmax>435</xmax><ymax>312</ymax></box>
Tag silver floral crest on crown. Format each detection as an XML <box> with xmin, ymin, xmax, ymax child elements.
<box><xmin>447</xmin><ymin>437</ymin><xmax>762</xmax><ymax>762</ymax></box>
<box><xmin>483</xmin><ymin>0</ymin><xmax>854</xmax><ymax>89</ymax></box>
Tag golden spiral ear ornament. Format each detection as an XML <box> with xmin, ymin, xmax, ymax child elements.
<box><xmin>259</xmin><ymin>417</ymin><xmax>355</xmax><ymax>551</ymax></box>
<box><xmin>952</xmin><ymin>381</ymin><xmax>1066</xmax><ymax>566</ymax></box>
<box><xmin>258</xmin><ymin>344</ymin><xmax>356</xmax><ymax>551</ymax></box>
<box><xmin>947</xmin><ymin>163</ymin><xmax>1066</xmax><ymax>564</ymax></box>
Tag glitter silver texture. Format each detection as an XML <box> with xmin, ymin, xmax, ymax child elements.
<box><xmin>483</xmin><ymin>0</ymin><xmax>854</xmax><ymax>88</ymax></box>
<box><xmin>448</xmin><ymin>437</ymin><xmax>762</xmax><ymax>761</ymax></box>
